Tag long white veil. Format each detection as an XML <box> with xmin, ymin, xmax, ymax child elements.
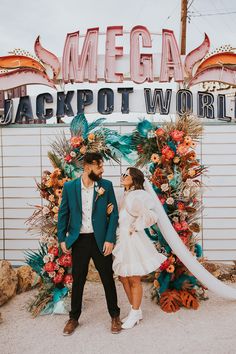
<box><xmin>143</xmin><ymin>177</ymin><xmax>236</xmax><ymax>300</ymax></box>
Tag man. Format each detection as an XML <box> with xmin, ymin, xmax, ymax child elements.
<box><xmin>58</xmin><ymin>152</ymin><xmax>121</xmax><ymax>335</ymax></box>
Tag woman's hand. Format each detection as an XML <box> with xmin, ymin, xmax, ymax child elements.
<box><xmin>129</xmin><ymin>223</ymin><xmax>137</xmax><ymax>235</ymax></box>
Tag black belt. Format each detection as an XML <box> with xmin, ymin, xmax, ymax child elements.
<box><xmin>80</xmin><ymin>232</ymin><xmax>94</xmax><ymax>236</ymax></box>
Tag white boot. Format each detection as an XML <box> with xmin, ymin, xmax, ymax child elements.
<box><xmin>122</xmin><ymin>306</ymin><xmax>143</xmax><ymax>323</ymax></box>
<box><xmin>121</xmin><ymin>308</ymin><xmax>141</xmax><ymax>329</ymax></box>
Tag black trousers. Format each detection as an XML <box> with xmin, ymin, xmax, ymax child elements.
<box><xmin>69</xmin><ymin>233</ymin><xmax>120</xmax><ymax>321</ymax></box>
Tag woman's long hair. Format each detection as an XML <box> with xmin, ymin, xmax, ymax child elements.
<box><xmin>127</xmin><ymin>167</ymin><xmax>145</xmax><ymax>190</ymax></box>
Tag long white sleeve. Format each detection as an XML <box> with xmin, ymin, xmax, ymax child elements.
<box><xmin>125</xmin><ymin>190</ymin><xmax>158</xmax><ymax>231</ymax></box>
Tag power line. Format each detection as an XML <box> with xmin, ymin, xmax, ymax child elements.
<box><xmin>190</xmin><ymin>10</ymin><xmax>236</xmax><ymax>17</ymax></box>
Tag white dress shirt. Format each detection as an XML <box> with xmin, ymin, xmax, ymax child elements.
<box><xmin>80</xmin><ymin>178</ymin><xmax>94</xmax><ymax>233</ymax></box>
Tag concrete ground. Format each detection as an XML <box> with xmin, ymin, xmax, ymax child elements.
<box><xmin>1</xmin><ymin>281</ymin><xmax>236</xmax><ymax>354</ymax></box>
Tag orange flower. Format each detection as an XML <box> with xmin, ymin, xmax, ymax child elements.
<box><xmin>151</xmin><ymin>153</ymin><xmax>160</xmax><ymax>163</ymax></box>
<box><xmin>188</xmin><ymin>151</ymin><xmax>196</xmax><ymax>160</ymax></box>
<box><xmin>191</xmin><ymin>141</ymin><xmax>197</xmax><ymax>148</ymax></box>
<box><xmin>51</xmin><ymin>168</ymin><xmax>61</xmax><ymax>178</ymax></box>
<box><xmin>153</xmin><ymin>280</ymin><xmax>160</xmax><ymax>288</ymax></box>
<box><xmin>173</xmin><ymin>156</ymin><xmax>180</xmax><ymax>164</ymax></box>
<box><xmin>155</xmin><ymin>128</ymin><xmax>165</xmax><ymax>136</ymax></box>
<box><xmin>70</xmin><ymin>136</ymin><xmax>84</xmax><ymax>147</ymax></box>
<box><xmin>48</xmin><ymin>195</ymin><xmax>55</xmax><ymax>202</ymax></box>
<box><xmin>55</xmin><ymin>189</ymin><xmax>62</xmax><ymax>197</ymax></box>
<box><xmin>166</xmin><ymin>265</ymin><xmax>175</xmax><ymax>273</ymax></box>
<box><xmin>184</xmin><ymin>136</ymin><xmax>192</xmax><ymax>146</ymax></box>
<box><xmin>45</xmin><ymin>179</ymin><xmax>53</xmax><ymax>188</ymax></box>
<box><xmin>188</xmin><ymin>169</ymin><xmax>196</xmax><ymax>177</ymax></box>
<box><xmin>177</xmin><ymin>143</ymin><xmax>189</xmax><ymax>155</ymax></box>
<box><xmin>88</xmin><ymin>133</ymin><xmax>95</xmax><ymax>142</ymax></box>
<box><xmin>80</xmin><ymin>146</ymin><xmax>87</xmax><ymax>154</ymax></box>
<box><xmin>167</xmin><ymin>174</ymin><xmax>174</xmax><ymax>181</ymax></box>
<box><xmin>52</xmin><ymin>206</ymin><xmax>59</xmax><ymax>214</ymax></box>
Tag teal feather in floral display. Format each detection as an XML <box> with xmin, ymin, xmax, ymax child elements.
<box><xmin>167</xmin><ymin>141</ymin><xmax>177</xmax><ymax>153</ymax></box>
<box><xmin>136</xmin><ymin>119</ymin><xmax>153</xmax><ymax>138</ymax></box>
<box><xmin>87</xmin><ymin>118</ymin><xmax>106</xmax><ymax>132</ymax></box>
<box><xmin>24</xmin><ymin>243</ymin><xmax>48</xmax><ymax>277</ymax></box>
<box><xmin>169</xmin><ymin>166</ymin><xmax>182</xmax><ymax>190</ymax></box>
<box><xmin>70</xmin><ymin>113</ymin><xmax>89</xmax><ymax>138</ymax></box>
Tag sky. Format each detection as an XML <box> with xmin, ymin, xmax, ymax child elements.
<box><xmin>1</xmin><ymin>0</ymin><xmax>236</xmax><ymax>58</ymax></box>
<box><xmin>0</xmin><ymin>0</ymin><xmax>236</xmax><ymax>121</ymax></box>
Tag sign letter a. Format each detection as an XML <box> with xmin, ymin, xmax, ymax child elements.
<box><xmin>160</xmin><ymin>29</ymin><xmax>184</xmax><ymax>83</ymax></box>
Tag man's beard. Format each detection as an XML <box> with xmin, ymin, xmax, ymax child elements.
<box><xmin>88</xmin><ymin>171</ymin><xmax>102</xmax><ymax>182</ymax></box>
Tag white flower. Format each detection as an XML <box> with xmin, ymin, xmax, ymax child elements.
<box><xmin>183</xmin><ymin>188</ymin><xmax>190</xmax><ymax>197</ymax></box>
<box><xmin>166</xmin><ymin>197</ymin><xmax>174</xmax><ymax>205</ymax></box>
<box><xmin>161</xmin><ymin>183</ymin><xmax>169</xmax><ymax>192</ymax></box>
<box><xmin>48</xmin><ymin>236</ymin><xmax>56</xmax><ymax>244</ymax></box>
<box><xmin>70</xmin><ymin>151</ymin><xmax>76</xmax><ymax>157</ymax></box>
<box><xmin>42</xmin><ymin>206</ymin><xmax>50</xmax><ymax>215</ymax></box>
<box><xmin>43</xmin><ymin>255</ymin><xmax>50</xmax><ymax>263</ymax></box>
<box><xmin>186</xmin><ymin>178</ymin><xmax>195</xmax><ymax>187</ymax></box>
<box><xmin>173</xmin><ymin>217</ymin><xmax>179</xmax><ymax>223</ymax></box>
<box><xmin>49</xmin><ymin>254</ymin><xmax>54</xmax><ymax>261</ymax></box>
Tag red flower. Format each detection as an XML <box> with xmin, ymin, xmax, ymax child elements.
<box><xmin>53</xmin><ymin>273</ymin><xmax>64</xmax><ymax>284</ymax></box>
<box><xmin>44</xmin><ymin>261</ymin><xmax>57</xmax><ymax>273</ymax></box>
<box><xmin>58</xmin><ymin>254</ymin><xmax>72</xmax><ymax>268</ymax></box>
<box><xmin>159</xmin><ymin>196</ymin><xmax>166</xmax><ymax>205</ymax></box>
<box><xmin>162</xmin><ymin>146</ymin><xmax>175</xmax><ymax>160</ymax></box>
<box><xmin>173</xmin><ymin>222</ymin><xmax>182</xmax><ymax>232</ymax></box>
<box><xmin>177</xmin><ymin>202</ymin><xmax>185</xmax><ymax>211</ymax></box>
<box><xmin>181</xmin><ymin>221</ymin><xmax>189</xmax><ymax>230</ymax></box>
<box><xmin>170</xmin><ymin>130</ymin><xmax>184</xmax><ymax>142</ymax></box>
<box><xmin>48</xmin><ymin>247</ymin><xmax>59</xmax><ymax>257</ymax></box>
<box><xmin>64</xmin><ymin>155</ymin><xmax>72</xmax><ymax>163</ymax></box>
<box><xmin>160</xmin><ymin>259</ymin><xmax>171</xmax><ymax>271</ymax></box>
<box><xmin>136</xmin><ymin>144</ymin><xmax>144</xmax><ymax>153</ymax></box>
<box><xmin>64</xmin><ymin>274</ymin><xmax>73</xmax><ymax>284</ymax></box>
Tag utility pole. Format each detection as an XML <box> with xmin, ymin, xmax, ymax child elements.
<box><xmin>180</xmin><ymin>0</ymin><xmax>188</xmax><ymax>55</ymax></box>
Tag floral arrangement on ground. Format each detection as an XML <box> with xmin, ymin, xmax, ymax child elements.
<box><xmin>124</xmin><ymin>114</ymin><xmax>208</xmax><ymax>312</ymax></box>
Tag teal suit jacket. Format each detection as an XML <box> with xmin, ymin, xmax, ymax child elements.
<box><xmin>57</xmin><ymin>177</ymin><xmax>119</xmax><ymax>253</ymax></box>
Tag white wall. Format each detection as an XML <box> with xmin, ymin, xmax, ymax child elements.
<box><xmin>0</xmin><ymin>123</ymin><xmax>236</xmax><ymax>265</ymax></box>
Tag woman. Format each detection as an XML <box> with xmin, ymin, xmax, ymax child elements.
<box><xmin>112</xmin><ymin>167</ymin><xmax>166</xmax><ymax>329</ymax></box>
